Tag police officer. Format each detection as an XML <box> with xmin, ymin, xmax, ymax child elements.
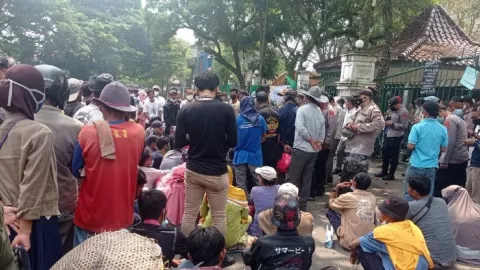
<box><xmin>342</xmin><ymin>88</ymin><xmax>385</xmax><ymax>182</ymax></box>
<box><xmin>35</xmin><ymin>64</ymin><xmax>84</xmax><ymax>254</ymax></box>
<box><xmin>375</xmin><ymin>96</ymin><xmax>409</xmax><ymax>180</ymax></box>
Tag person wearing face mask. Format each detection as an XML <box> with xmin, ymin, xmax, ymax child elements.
<box><xmin>435</xmin><ymin>101</ymin><xmax>469</xmax><ymax>198</ymax></box>
<box><xmin>327</xmin><ymin>172</ymin><xmax>376</xmax><ymax>250</ymax></box>
<box><xmin>0</xmin><ymin>64</ymin><xmax>62</xmax><ymax>269</ymax></box>
<box><xmin>343</xmin><ymin>87</ymin><xmax>385</xmax><ymax>178</ymax></box>
<box><xmin>403</xmin><ymin>101</ymin><xmax>448</xmax><ymax>201</ymax></box>
<box><xmin>180</xmin><ymin>88</ymin><xmax>195</xmax><ymax>109</ymax></box>
<box><xmin>334</xmin><ymin>96</ymin><xmax>358</xmax><ymax>175</ymax></box>
<box><xmin>375</xmin><ymin>96</ymin><xmax>409</xmax><ymax>181</ymax></box>
<box><xmin>461</xmin><ymin>96</ymin><xmax>475</xmax><ymax>131</ymax></box>
<box><xmin>349</xmin><ymin>196</ymin><xmax>434</xmax><ymax>270</ymax></box>
<box><xmin>34</xmin><ymin>65</ymin><xmax>84</xmax><ymax>255</ymax></box>
<box><xmin>163</xmin><ymin>89</ymin><xmax>180</xmax><ymax>136</ymax></box>
<box><xmin>464</xmin><ymin>116</ymin><xmax>480</xmax><ymax>204</ymax></box>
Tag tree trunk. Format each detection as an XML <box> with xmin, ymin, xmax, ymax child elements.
<box><xmin>376</xmin><ymin>0</ymin><xmax>393</xmax><ymax>80</ymax></box>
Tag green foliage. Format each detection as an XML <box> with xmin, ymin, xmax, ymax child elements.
<box><xmin>0</xmin><ymin>0</ymin><xmax>191</xmax><ymax>87</ymax></box>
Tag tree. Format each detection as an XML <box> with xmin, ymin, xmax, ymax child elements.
<box><xmin>151</xmin><ymin>0</ymin><xmax>265</xmax><ymax>88</ymax></box>
<box><xmin>440</xmin><ymin>0</ymin><xmax>480</xmax><ymax>40</ymax></box>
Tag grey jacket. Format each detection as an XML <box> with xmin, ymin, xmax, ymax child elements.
<box><xmin>322</xmin><ymin>105</ymin><xmax>338</xmax><ymax>145</ymax></box>
<box><xmin>345</xmin><ymin>102</ymin><xmax>385</xmax><ymax>156</ymax></box>
<box><xmin>386</xmin><ymin>107</ymin><xmax>409</xmax><ymax>138</ymax></box>
<box><xmin>293</xmin><ymin>103</ymin><xmax>326</xmax><ymax>153</ymax></box>
<box><xmin>439</xmin><ymin>114</ymin><xmax>469</xmax><ymax>164</ymax></box>
<box><xmin>335</xmin><ymin>109</ymin><xmax>347</xmax><ymax>140</ymax></box>
<box><xmin>35</xmin><ymin>105</ymin><xmax>83</xmax><ymax>213</ymax></box>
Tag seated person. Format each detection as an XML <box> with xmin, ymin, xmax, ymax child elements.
<box><xmin>130</xmin><ymin>190</ymin><xmax>188</xmax><ymax>268</ymax></box>
<box><xmin>442</xmin><ymin>185</ymin><xmax>480</xmax><ymax>266</ymax></box>
<box><xmin>258</xmin><ymin>183</ymin><xmax>314</xmax><ymax>236</ymax></box>
<box><xmin>326</xmin><ymin>172</ymin><xmax>376</xmax><ymax>250</ymax></box>
<box><xmin>243</xmin><ymin>194</ymin><xmax>315</xmax><ymax>270</ymax></box>
<box><xmin>139</xmin><ymin>149</ymin><xmax>170</xmax><ymax>190</ymax></box>
<box><xmin>152</xmin><ymin>136</ymin><xmax>170</xmax><ymax>169</ymax></box>
<box><xmin>159</xmin><ymin>148</ymin><xmax>184</xmax><ymax>170</ymax></box>
<box><xmin>145</xmin><ymin>120</ymin><xmax>164</xmax><ymax>139</ymax></box>
<box><xmin>249</xmin><ymin>166</ymin><xmax>280</xmax><ymax>237</ymax></box>
<box><xmin>177</xmin><ymin>227</ymin><xmax>229</xmax><ymax>270</ymax></box>
<box><xmin>200</xmin><ymin>166</ymin><xmax>252</xmax><ymax>250</ymax></box>
<box><xmin>407</xmin><ymin>176</ymin><xmax>457</xmax><ymax>268</ymax></box>
<box><xmin>155</xmin><ymin>164</ymin><xmax>187</xmax><ymax>227</ymax></box>
<box><xmin>145</xmin><ymin>135</ymin><xmax>159</xmax><ymax>154</ymax></box>
<box><xmin>349</xmin><ymin>196</ymin><xmax>434</xmax><ymax>270</ymax></box>
<box><xmin>133</xmin><ymin>169</ymin><xmax>148</xmax><ymax>225</ymax></box>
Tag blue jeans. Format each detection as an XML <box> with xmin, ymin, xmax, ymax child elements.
<box><xmin>74</xmin><ymin>226</ymin><xmax>95</xmax><ymax>247</ymax></box>
<box><xmin>403</xmin><ymin>165</ymin><xmax>436</xmax><ymax>201</ymax></box>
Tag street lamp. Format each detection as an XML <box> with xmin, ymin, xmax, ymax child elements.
<box><xmin>229</xmin><ymin>74</ymin><xmax>234</xmax><ymax>79</ymax></box>
<box><xmin>355</xmin><ymin>40</ymin><xmax>365</xmax><ymax>50</ymax></box>
<box><xmin>254</xmin><ymin>70</ymin><xmax>259</xmax><ymax>76</ymax></box>
<box><xmin>302</xmin><ymin>61</ymin><xmax>309</xmax><ymax>70</ymax></box>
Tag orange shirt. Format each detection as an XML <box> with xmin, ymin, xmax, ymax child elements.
<box><xmin>74</xmin><ymin>121</ymin><xmax>144</xmax><ymax>233</ymax></box>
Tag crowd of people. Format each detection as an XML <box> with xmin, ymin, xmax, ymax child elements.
<box><xmin>0</xmin><ymin>58</ymin><xmax>479</xmax><ymax>270</ymax></box>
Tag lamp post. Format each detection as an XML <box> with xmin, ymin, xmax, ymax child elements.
<box><xmin>228</xmin><ymin>74</ymin><xmax>234</xmax><ymax>87</ymax></box>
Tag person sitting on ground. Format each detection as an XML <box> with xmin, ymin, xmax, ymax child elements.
<box><xmin>406</xmin><ymin>176</ymin><xmax>457</xmax><ymax>268</ymax></box>
<box><xmin>145</xmin><ymin>120</ymin><xmax>164</xmax><ymax>139</ymax></box>
<box><xmin>145</xmin><ymin>135</ymin><xmax>159</xmax><ymax>154</ymax></box>
<box><xmin>177</xmin><ymin>227</ymin><xmax>229</xmax><ymax>270</ymax></box>
<box><xmin>153</xmin><ymin>136</ymin><xmax>170</xmax><ymax>169</ymax></box>
<box><xmin>349</xmin><ymin>196</ymin><xmax>434</xmax><ymax>270</ymax></box>
<box><xmin>133</xmin><ymin>169</ymin><xmax>148</xmax><ymax>225</ymax></box>
<box><xmin>326</xmin><ymin>172</ymin><xmax>376</xmax><ymax>250</ymax></box>
<box><xmin>258</xmin><ymin>183</ymin><xmax>314</xmax><ymax>236</ymax></box>
<box><xmin>155</xmin><ymin>163</ymin><xmax>187</xmax><ymax>227</ymax></box>
<box><xmin>139</xmin><ymin>148</ymin><xmax>170</xmax><ymax>190</ymax></box>
<box><xmin>200</xmin><ymin>166</ymin><xmax>252</xmax><ymax>250</ymax></box>
<box><xmin>442</xmin><ymin>185</ymin><xmax>480</xmax><ymax>266</ymax></box>
<box><xmin>249</xmin><ymin>166</ymin><xmax>280</xmax><ymax>237</ymax></box>
<box><xmin>130</xmin><ymin>190</ymin><xmax>188</xmax><ymax>268</ymax></box>
<box><xmin>243</xmin><ymin>194</ymin><xmax>315</xmax><ymax>270</ymax></box>
<box><xmin>159</xmin><ymin>147</ymin><xmax>185</xmax><ymax>170</ymax></box>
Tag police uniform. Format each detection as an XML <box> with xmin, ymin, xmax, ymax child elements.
<box><xmin>343</xmin><ymin>92</ymin><xmax>385</xmax><ymax>182</ymax></box>
<box><xmin>376</xmin><ymin>97</ymin><xmax>409</xmax><ymax>180</ymax></box>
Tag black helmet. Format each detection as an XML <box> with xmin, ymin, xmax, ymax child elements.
<box><xmin>93</xmin><ymin>73</ymin><xmax>114</xmax><ymax>92</ymax></box>
<box><xmin>35</xmin><ymin>64</ymin><xmax>68</xmax><ymax>110</ymax></box>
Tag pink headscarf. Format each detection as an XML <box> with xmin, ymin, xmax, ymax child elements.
<box><xmin>442</xmin><ymin>185</ymin><xmax>480</xmax><ymax>251</ymax></box>
<box><xmin>156</xmin><ymin>163</ymin><xmax>186</xmax><ymax>226</ymax></box>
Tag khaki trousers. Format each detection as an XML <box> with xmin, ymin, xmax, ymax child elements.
<box><xmin>181</xmin><ymin>169</ymin><xmax>229</xmax><ymax>237</ymax></box>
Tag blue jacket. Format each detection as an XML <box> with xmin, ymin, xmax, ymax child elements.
<box><xmin>278</xmin><ymin>102</ymin><xmax>297</xmax><ymax>146</ymax></box>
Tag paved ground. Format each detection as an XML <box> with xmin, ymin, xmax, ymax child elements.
<box><xmin>225</xmin><ymin>161</ymin><xmax>480</xmax><ymax>270</ymax></box>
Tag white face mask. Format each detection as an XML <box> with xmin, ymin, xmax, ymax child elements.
<box><xmin>6</xmin><ymin>79</ymin><xmax>45</xmax><ymax>113</ymax></box>
<box><xmin>186</xmin><ymin>95</ymin><xmax>194</xmax><ymax>101</ymax></box>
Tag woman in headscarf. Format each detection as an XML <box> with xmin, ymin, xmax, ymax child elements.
<box><xmin>0</xmin><ymin>64</ymin><xmax>61</xmax><ymax>269</ymax></box>
<box><xmin>442</xmin><ymin>185</ymin><xmax>480</xmax><ymax>265</ymax></box>
<box><xmin>200</xmin><ymin>166</ymin><xmax>252</xmax><ymax>249</ymax></box>
<box><xmin>156</xmin><ymin>163</ymin><xmax>187</xmax><ymax>227</ymax></box>
<box><xmin>233</xmin><ymin>96</ymin><xmax>267</xmax><ymax>195</ymax></box>
<box><xmin>137</xmin><ymin>90</ymin><xmax>148</xmax><ymax>129</ymax></box>
<box><xmin>138</xmin><ymin>149</ymin><xmax>171</xmax><ymax>190</ymax></box>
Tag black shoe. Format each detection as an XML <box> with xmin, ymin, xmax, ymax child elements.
<box><xmin>382</xmin><ymin>175</ymin><xmax>395</xmax><ymax>181</ymax></box>
<box><xmin>222</xmin><ymin>255</ymin><xmax>236</xmax><ymax>268</ymax></box>
<box><xmin>333</xmin><ymin>169</ymin><xmax>342</xmax><ymax>175</ymax></box>
<box><xmin>375</xmin><ymin>172</ymin><xmax>387</xmax><ymax>178</ymax></box>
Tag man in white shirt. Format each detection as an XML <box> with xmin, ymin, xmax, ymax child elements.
<box><xmin>144</xmin><ymin>89</ymin><xmax>164</xmax><ymax>123</ymax></box>
<box><xmin>180</xmin><ymin>88</ymin><xmax>194</xmax><ymax>109</ymax></box>
<box><xmin>334</xmin><ymin>96</ymin><xmax>358</xmax><ymax>174</ymax></box>
<box><xmin>153</xmin><ymin>85</ymin><xmax>166</xmax><ymax>107</ymax></box>
<box><xmin>73</xmin><ymin>74</ymin><xmax>113</xmax><ymax>125</ymax></box>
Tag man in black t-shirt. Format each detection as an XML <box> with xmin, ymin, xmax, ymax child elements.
<box><xmin>175</xmin><ymin>73</ymin><xmax>237</xmax><ymax>266</ymax></box>
<box><xmin>256</xmin><ymin>91</ymin><xmax>282</xmax><ymax>168</ymax></box>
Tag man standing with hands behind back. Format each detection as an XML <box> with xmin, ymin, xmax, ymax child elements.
<box><xmin>287</xmin><ymin>86</ymin><xmax>326</xmax><ymax>211</ymax></box>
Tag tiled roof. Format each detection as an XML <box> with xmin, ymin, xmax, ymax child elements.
<box><xmin>314</xmin><ymin>5</ymin><xmax>480</xmax><ymax>70</ymax></box>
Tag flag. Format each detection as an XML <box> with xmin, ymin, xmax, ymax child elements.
<box><xmin>286</xmin><ymin>75</ymin><xmax>297</xmax><ymax>89</ymax></box>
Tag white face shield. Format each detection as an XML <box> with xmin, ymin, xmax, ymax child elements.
<box><xmin>5</xmin><ymin>79</ymin><xmax>45</xmax><ymax>113</ymax></box>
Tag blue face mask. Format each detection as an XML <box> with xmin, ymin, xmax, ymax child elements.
<box><xmin>438</xmin><ymin>117</ymin><xmax>445</xmax><ymax>124</ymax></box>
<box><xmin>454</xmin><ymin>109</ymin><xmax>464</xmax><ymax>117</ymax></box>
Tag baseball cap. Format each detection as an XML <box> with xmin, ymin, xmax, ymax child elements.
<box><xmin>93</xmin><ymin>81</ymin><xmax>136</xmax><ymax>112</ymax></box>
<box><xmin>67</xmin><ymin>78</ymin><xmax>84</xmax><ymax>102</ymax></box>
<box><xmin>422</xmin><ymin>100</ymin><xmax>439</xmax><ymax>116</ymax></box>
<box><xmin>256</xmin><ymin>91</ymin><xmax>269</xmax><ymax>102</ymax></box>
<box><xmin>378</xmin><ymin>196</ymin><xmax>409</xmax><ymax>221</ymax></box>
<box><xmin>255</xmin><ymin>166</ymin><xmax>277</xmax><ymax>181</ymax></box>
<box><xmin>354</xmin><ymin>89</ymin><xmax>373</xmax><ymax>98</ymax></box>
<box><xmin>388</xmin><ymin>96</ymin><xmax>402</xmax><ymax>106</ymax></box>
<box><xmin>152</xmin><ymin>85</ymin><xmax>160</xmax><ymax>90</ymax></box>
<box><xmin>424</xmin><ymin>96</ymin><xmax>439</xmax><ymax>103</ymax></box>
<box><xmin>151</xmin><ymin>120</ymin><xmax>163</xmax><ymax>128</ymax></box>
<box><xmin>461</xmin><ymin>95</ymin><xmax>474</xmax><ymax>105</ymax></box>
<box><xmin>93</xmin><ymin>73</ymin><xmax>114</xmax><ymax>92</ymax></box>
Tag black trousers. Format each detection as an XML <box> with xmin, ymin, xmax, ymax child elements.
<box><xmin>311</xmin><ymin>149</ymin><xmax>330</xmax><ymax>197</ymax></box>
<box><xmin>434</xmin><ymin>161</ymin><xmax>468</xmax><ymax>197</ymax></box>
<box><xmin>381</xmin><ymin>136</ymin><xmax>403</xmax><ymax>176</ymax></box>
